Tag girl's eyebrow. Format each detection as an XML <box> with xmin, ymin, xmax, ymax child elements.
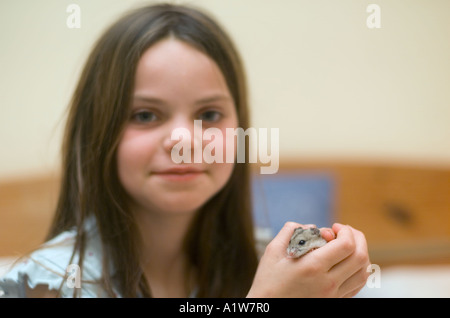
<box><xmin>194</xmin><ymin>94</ymin><xmax>232</xmax><ymax>105</ymax></box>
<box><xmin>133</xmin><ymin>94</ymin><xmax>232</xmax><ymax>105</ymax></box>
<box><xmin>133</xmin><ymin>95</ymin><xmax>166</xmax><ymax>105</ymax></box>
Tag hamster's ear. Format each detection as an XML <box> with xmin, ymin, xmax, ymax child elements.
<box><xmin>294</xmin><ymin>227</ymin><xmax>305</xmax><ymax>234</ymax></box>
<box><xmin>310</xmin><ymin>228</ymin><xmax>320</xmax><ymax>235</ymax></box>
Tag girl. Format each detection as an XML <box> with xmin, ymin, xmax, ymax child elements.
<box><xmin>0</xmin><ymin>3</ymin><xmax>370</xmax><ymax>298</ymax></box>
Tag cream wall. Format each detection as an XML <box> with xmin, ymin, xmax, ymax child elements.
<box><xmin>1</xmin><ymin>0</ymin><xmax>449</xmax><ymax>180</ymax></box>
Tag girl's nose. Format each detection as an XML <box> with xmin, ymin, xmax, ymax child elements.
<box><xmin>162</xmin><ymin>119</ymin><xmax>203</xmax><ymax>161</ymax></box>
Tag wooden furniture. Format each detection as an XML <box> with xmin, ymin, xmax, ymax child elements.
<box><xmin>0</xmin><ymin>174</ymin><xmax>59</xmax><ymax>257</ymax></box>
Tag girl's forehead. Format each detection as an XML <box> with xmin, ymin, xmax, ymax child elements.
<box><xmin>134</xmin><ymin>38</ymin><xmax>231</xmax><ymax>99</ymax></box>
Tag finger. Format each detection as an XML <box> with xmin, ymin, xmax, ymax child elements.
<box><xmin>319</xmin><ymin>227</ymin><xmax>336</xmax><ymax>242</ymax></box>
<box><xmin>332</xmin><ymin>222</ymin><xmax>345</xmax><ymax>233</ymax></box>
<box><xmin>338</xmin><ymin>266</ymin><xmax>370</xmax><ymax>298</ymax></box>
<box><xmin>313</xmin><ymin>224</ymin><xmax>356</xmax><ymax>270</ymax></box>
<box><xmin>330</xmin><ymin>227</ymin><xmax>371</xmax><ymax>291</ymax></box>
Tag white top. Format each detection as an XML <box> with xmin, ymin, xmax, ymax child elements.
<box><xmin>0</xmin><ymin>221</ymin><xmax>272</xmax><ymax>298</ymax></box>
<box><xmin>0</xmin><ymin>221</ymin><xmax>112</xmax><ymax>298</ymax></box>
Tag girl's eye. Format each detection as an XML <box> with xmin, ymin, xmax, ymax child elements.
<box><xmin>298</xmin><ymin>240</ymin><xmax>306</xmax><ymax>246</ymax></box>
<box><xmin>131</xmin><ymin>110</ymin><xmax>158</xmax><ymax>123</ymax></box>
<box><xmin>198</xmin><ymin>110</ymin><xmax>222</xmax><ymax>122</ymax></box>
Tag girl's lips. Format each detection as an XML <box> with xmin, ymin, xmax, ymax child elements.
<box><xmin>152</xmin><ymin>167</ymin><xmax>206</xmax><ymax>181</ymax></box>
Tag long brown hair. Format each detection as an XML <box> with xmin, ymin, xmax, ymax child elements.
<box><xmin>47</xmin><ymin>3</ymin><xmax>258</xmax><ymax>297</ymax></box>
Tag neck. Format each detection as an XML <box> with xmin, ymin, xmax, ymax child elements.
<box><xmin>133</xmin><ymin>206</ymin><xmax>197</xmax><ymax>297</ymax></box>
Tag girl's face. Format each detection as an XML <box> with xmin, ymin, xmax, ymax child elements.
<box><xmin>117</xmin><ymin>38</ymin><xmax>237</xmax><ymax>216</ymax></box>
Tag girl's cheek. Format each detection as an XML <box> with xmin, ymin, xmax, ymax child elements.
<box><xmin>117</xmin><ymin>130</ymin><xmax>158</xmax><ymax>172</ymax></box>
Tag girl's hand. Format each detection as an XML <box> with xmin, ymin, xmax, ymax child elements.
<box><xmin>247</xmin><ymin>222</ymin><xmax>371</xmax><ymax>298</ymax></box>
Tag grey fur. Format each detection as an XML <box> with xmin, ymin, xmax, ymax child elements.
<box><xmin>286</xmin><ymin>227</ymin><xmax>327</xmax><ymax>258</ymax></box>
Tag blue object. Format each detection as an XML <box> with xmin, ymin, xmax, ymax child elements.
<box><xmin>252</xmin><ymin>172</ymin><xmax>335</xmax><ymax>236</ymax></box>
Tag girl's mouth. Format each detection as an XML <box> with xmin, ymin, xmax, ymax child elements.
<box><xmin>152</xmin><ymin>167</ymin><xmax>206</xmax><ymax>182</ymax></box>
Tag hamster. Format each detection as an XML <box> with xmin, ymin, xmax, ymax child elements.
<box><xmin>286</xmin><ymin>227</ymin><xmax>327</xmax><ymax>258</ymax></box>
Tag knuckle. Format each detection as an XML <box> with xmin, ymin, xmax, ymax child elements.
<box><xmin>364</xmin><ymin>264</ymin><xmax>374</xmax><ymax>279</ymax></box>
<box><xmin>322</xmin><ymin>277</ymin><xmax>338</xmax><ymax>296</ymax></box>
<box><xmin>298</xmin><ymin>258</ymin><xmax>322</xmax><ymax>276</ymax></box>
<box><xmin>358</xmin><ymin>267</ymin><xmax>369</xmax><ymax>281</ymax></box>
<box><xmin>358</xmin><ymin>270</ymin><xmax>371</xmax><ymax>289</ymax></box>
<box><xmin>355</xmin><ymin>249</ymin><xmax>369</xmax><ymax>266</ymax></box>
<box><xmin>264</xmin><ymin>241</ymin><xmax>277</xmax><ymax>255</ymax></box>
<box><xmin>303</xmin><ymin>263</ymin><xmax>321</xmax><ymax>277</ymax></box>
<box><xmin>263</xmin><ymin>239</ymin><xmax>278</xmax><ymax>256</ymax></box>
<box><xmin>283</xmin><ymin>221</ymin><xmax>300</xmax><ymax>230</ymax></box>
<box><xmin>340</xmin><ymin>238</ymin><xmax>356</xmax><ymax>254</ymax></box>
<box><xmin>355</xmin><ymin>228</ymin><xmax>368</xmax><ymax>243</ymax></box>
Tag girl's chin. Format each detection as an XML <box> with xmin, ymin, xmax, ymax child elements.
<box><xmin>137</xmin><ymin>198</ymin><xmax>208</xmax><ymax>216</ymax></box>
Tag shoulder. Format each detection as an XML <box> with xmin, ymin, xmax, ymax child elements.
<box><xmin>0</xmin><ymin>230</ymin><xmax>77</xmax><ymax>297</ymax></box>
<box><xmin>0</xmin><ymin>227</ymin><xmax>106</xmax><ymax>298</ymax></box>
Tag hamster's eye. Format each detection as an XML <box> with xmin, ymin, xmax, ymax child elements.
<box><xmin>298</xmin><ymin>240</ymin><xmax>306</xmax><ymax>245</ymax></box>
